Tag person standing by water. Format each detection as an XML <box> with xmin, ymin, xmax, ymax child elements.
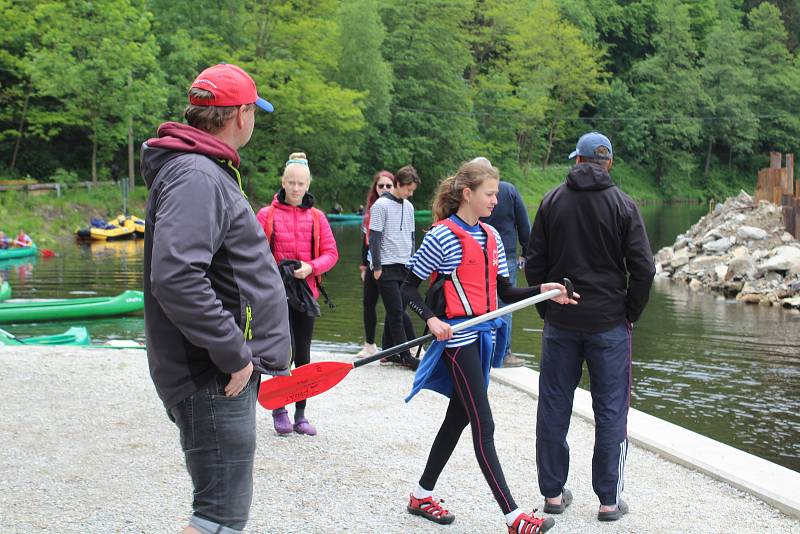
<box><xmin>477</xmin><ymin>157</ymin><xmax>531</xmax><ymax>368</ymax></box>
<box><xmin>401</xmin><ymin>159</ymin><xmax>578</xmax><ymax>533</ymax></box>
<box><xmin>257</xmin><ymin>152</ymin><xmax>339</xmax><ymax>436</ymax></box>
<box><xmin>525</xmin><ymin>132</ymin><xmax>655</xmax><ymax>522</ymax></box>
<box><xmin>369</xmin><ymin>165</ymin><xmax>421</xmax><ymax>369</ymax></box>
<box><xmin>357</xmin><ymin>170</ymin><xmax>395</xmax><ymax>357</ymax></box>
<box><xmin>141</xmin><ymin>63</ymin><xmax>291</xmax><ymax>534</ymax></box>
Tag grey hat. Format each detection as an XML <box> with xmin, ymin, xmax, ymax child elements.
<box><xmin>568</xmin><ymin>132</ymin><xmax>613</xmax><ymax>160</ymax></box>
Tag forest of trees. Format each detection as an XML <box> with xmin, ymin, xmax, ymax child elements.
<box><xmin>1</xmin><ymin>0</ymin><xmax>799</xmax><ymax>207</ymax></box>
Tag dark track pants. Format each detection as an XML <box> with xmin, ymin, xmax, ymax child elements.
<box><xmin>419</xmin><ymin>342</ymin><xmax>517</xmax><ymax>514</ymax></box>
<box><xmin>377</xmin><ymin>264</ymin><xmax>416</xmax><ymax>360</ymax></box>
<box><xmin>536</xmin><ymin>321</ymin><xmax>632</xmax><ymax>506</ymax></box>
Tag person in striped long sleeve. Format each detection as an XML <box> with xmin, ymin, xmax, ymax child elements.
<box><xmin>400</xmin><ymin>159</ymin><xmax>578</xmax><ymax>534</ymax></box>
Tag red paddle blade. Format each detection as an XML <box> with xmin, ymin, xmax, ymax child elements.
<box><xmin>258</xmin><ymin>361</ymin><xmax>354</xmax><ymax>410</ymax></box>
<box><xmin>40</xmin><ymin>249</ymin><xmax>56</xmax><ymax>258</ymax></box>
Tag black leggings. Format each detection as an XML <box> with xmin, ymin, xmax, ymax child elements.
<box><xmin>288</xmin><ymin>307</ymin><xmax>315</xmax><ymax>415</ymax></box>
<box><xmin>362</xmin><ymin>269</ymin><xmax>380</xmax><ymax>344</ymax></box>
<box><xmin>419</xmin><ymin>341</ymin><xmax>517</xmax><ymax>514</ymax></box>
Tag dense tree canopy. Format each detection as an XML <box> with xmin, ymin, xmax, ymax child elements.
<box><xmin>1</xmin><ymin>0</ymin><xmax>798</xmax><ymax>207</ymax></box>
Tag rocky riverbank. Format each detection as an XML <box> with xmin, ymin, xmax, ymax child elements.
<box><xmin>654</xmin><ymin>191</ymin><xmax>800</xmax><ymax>308</ymax></box>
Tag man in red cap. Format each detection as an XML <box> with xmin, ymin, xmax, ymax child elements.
<box><xmin>141</xmin><ymin>64</ymin><xmax>290</xmax><ymax>534</ymax></box>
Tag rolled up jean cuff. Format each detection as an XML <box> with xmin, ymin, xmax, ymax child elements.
<box><xmin>190</xmin><ymin>514</ymin><xmax>243</xmax><ymax>534</ymax></box>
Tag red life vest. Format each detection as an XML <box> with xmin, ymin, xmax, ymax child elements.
<box><xmin>431</xmin><ymin>219</ymin><xmax>499</xmax><ymax>319</ymax></box>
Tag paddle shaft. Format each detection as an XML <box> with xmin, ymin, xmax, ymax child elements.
<box><xmin>0</xmin><ymin>328</ymin><xmax>26</xmax><ymax>344</ymax></box>
<box><xmin>353</xmin><ymin>287</ymin><xmax>563</xmax><ymax>369</ymax></box>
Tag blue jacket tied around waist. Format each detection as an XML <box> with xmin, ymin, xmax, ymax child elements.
<box><xmin>405</xmin><ymin>317</ymin><xmax>509</xmax><ymax>402</ymax></box>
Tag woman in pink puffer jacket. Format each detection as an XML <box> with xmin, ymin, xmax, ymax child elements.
<box><xmin>256</xmin><ymin>152</ymin><xmax>339</xmax><ymax>437</ymax></box>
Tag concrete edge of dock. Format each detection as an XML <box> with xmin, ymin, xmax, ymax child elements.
<box><xmin>490</xmin><ymin>366</ymin><xmax>800</xmax><ymax>520</ymax></box>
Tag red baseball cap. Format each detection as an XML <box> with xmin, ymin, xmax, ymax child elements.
<box><xmin>189</xmin><ymin>63</ymin><xmax>274</xmax><ymax>112</ymax></box>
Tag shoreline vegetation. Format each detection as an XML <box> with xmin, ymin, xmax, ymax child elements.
<box><xmin>0</xmin><ymin>160</ymin><xmax>755</xmax><ymax>248</ymax></box>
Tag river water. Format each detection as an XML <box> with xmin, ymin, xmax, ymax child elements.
<box><xmin>1</xmin><ymin>203</ymin><xmax>798</xmax><ymax>472</ymax></box>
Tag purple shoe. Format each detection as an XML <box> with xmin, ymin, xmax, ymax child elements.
<box><xmin>294</xmin><ymin>417</ymin><xmax>317</xmax><ymax>436</ymax></box>
<box><xmin>272</xmin><ymin>408</ymin><xmax>293</xmax><ymax>435</ymax></box>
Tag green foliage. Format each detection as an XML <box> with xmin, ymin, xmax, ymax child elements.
<box><xmin>379</xmin><ymin>0</ymin><xmax>478</xmax><ymax>198</ymax></box>
<box><xmin>744</xmin><ymin>2</ymin><xmax>800</xmax><ymax>153</ymax></box>
<box><xmin>629</xmin><ymin>0</ymin><xmax>707</xmax><ymax>184</ymax></box>
<box><xmin>0</xmin><ymin>0</ymin><xmax>799</xmax><ymax>213</ymax></box>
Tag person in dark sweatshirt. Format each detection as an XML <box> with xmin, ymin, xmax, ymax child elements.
<box><xmin>477</xmin><ymin>157</ymin><xmax>531</xmax><ymax>367</ymax></box>
<box><xmin>140</xmin><ymin>63</ymin><xmax>291</xmax><ymax>534</ymax></box>
<box><xmin>525</xmin><ymin>132</ymin><xmax>655</xmax><ymax>523</ymax></box>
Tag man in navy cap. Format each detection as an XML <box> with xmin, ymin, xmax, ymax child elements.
<box><xmin>525</xmin><ymin>132</ymin><xmax>655</xmax><ymax>522</ymax></box>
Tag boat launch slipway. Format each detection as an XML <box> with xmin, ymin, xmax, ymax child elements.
<box><xmin>0</xmin><ymin>290</ymin><xmax>144</xmax><ymax>323</ymax></box>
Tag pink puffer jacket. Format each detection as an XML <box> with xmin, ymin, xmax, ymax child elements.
<box><xmin>256</xmin><ymin>192</ymin><xmax>339</xmax><ymax>299</ymax></box>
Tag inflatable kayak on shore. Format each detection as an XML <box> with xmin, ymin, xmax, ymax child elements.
<box><xmin>0</xmin><ymin>326</ymin><xmax>90</xmax><ymax>346</ymax></box>
<box><xmin>0</xmin><ymin>290</ymin><xmax>144</xmax><ymax>323</ymax></box>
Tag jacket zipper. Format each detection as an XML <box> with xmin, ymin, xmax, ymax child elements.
<box><xmin>484</xmin><ymin>248</ymin><xmax>490</xmax><ymax>314</ymax></box>
<box><xmin>244</xmin><ymin>304</ymin><xmax>253</xmax><ymax>340</ymax></box>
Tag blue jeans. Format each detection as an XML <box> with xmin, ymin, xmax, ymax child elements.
<box><xmin>498</xmin><ymin>254</ymin><xmax>518</xmax><ymax>356</ymax></box>
<box><xmin>535</xmin><ymin>321</ymin><xmax>632</xmax><ymax>505</ymax></box>
<box><xmin>167</xmin><ymin>372</ymin><xmax>260</xmax><ymax>533</ymax></box>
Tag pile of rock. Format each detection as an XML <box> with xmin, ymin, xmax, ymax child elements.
<box><xmin>654</xmin><ymin>191</ymin><xmax>800</xmax><ymax>308</ymax></box>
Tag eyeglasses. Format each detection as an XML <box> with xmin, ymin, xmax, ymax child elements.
<box><xmin>376</xmin><ymin>183</ymin><xmax>392</xmax><ymax>189</ymax></box>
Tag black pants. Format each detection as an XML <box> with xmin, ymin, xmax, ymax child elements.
<box><xmin>288</xmin><ymin>306</ymin><xmax>315</xmax><ymax>415</ymax></box>
<box><xmin>377</xmin><ymin>264</ymin><xmax>416</xmax><ymax>359</ymax></box>
<box><xmin>419</xmin><ymin>341</ymin><xmax>517</xmax><ymax>514</ymax></box>
<box><xmin>363</xmin><ymin>268</ymin><xmax>380</xmax><ymax>344</ymax></box>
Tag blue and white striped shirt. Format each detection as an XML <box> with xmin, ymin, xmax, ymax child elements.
<box><xmin>407</xmin><ymin>215</ymin><xmax>508</xmax><ymax>347</ymax></box>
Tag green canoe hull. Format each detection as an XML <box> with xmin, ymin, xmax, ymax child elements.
<box><xmin>0</xmin><ymin>244</ymin><xmax>38</xmax><ymax>260</ymax></box>
<box><xmin>326</xmin><ymin>209</ymin><xmax>432</xmax><ymax>223</ymax></box>
<box><xmin>0</xmin><ymin>326</ymin><xmax>90</xmax><ymax>346</ymax></box>
<box><xmin>0</xmin><ymin>290</ymin><xmax>144</xmax><ymax>323</ymax></box>
<box><xmin>0</xmin><ymin>281</ymin><xmax>10</xmax><ymax>302</ymax></box>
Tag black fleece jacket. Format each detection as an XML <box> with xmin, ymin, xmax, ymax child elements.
<box><xmin>525</xmin><ymin>163</ymin><xmax>655</xmax><ymax>332</ymax></box>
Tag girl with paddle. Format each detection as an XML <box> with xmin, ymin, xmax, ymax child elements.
<box><xmin>400</xmin><ymin>159</ymin><xmax>578</xmax><ymax>533</ymax></box>
<box><xmin>256</xmin><ymin>152</ymin><xmax>339</xmax><ymax>436</ymax></box>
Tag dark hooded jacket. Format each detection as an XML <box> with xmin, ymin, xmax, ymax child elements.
<box><xmin>525</xmin><ymin>162</ymin><xmax>655</xmax><ymax>332</ymax></box>
<box><xmin>141</xmin><ymin>121</ymin><xmax>291</xmax><ymax>409</ymax></box>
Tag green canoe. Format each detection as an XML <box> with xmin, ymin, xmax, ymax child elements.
<box><xmin>0</xmin><ymin>281</ymin><xmax>10</xmax><ymax>302</ymax></box>
<box><xmin>326</xmin><ymin>209</ymin><xmax>432</xmax><ymax>223</ymax></box>
<box><xmin>0</xmin><ymin>290</ymin><xmax>144</xmax><ymax>323</ymax></box>
<box><xmin>0</xmin><ymin>326</ymin><xmax>90</xmax><ymax>346</ymax></box>
<box><xmin>0</xmin><ymin>244</ymin><xmax>38</xmax><ymax>260</ymax></box>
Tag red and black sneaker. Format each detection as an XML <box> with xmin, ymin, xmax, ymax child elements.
<box><xmin>507</xmin><ymin>510</ymin><xmax>555</xmax><ymax>534</ymax></box>
<box><xmin>407</xmin><ymin>494</ymin><xmax>455</xmax><ymax>525</ymax></box>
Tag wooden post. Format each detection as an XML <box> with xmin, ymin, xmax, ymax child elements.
<box><xmin>787</xmin><ymin>153</ymin><xmax>794</xmax><ymax>195</ymax></box>
<box><xmin>770</xmin><ymin>151</ymin><xmax>782</xmax><ymax>169</ymax></box>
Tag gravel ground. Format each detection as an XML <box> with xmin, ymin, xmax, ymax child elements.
<box><xmin>1</xmin><ymin>347</ymin><xmax>798</xmax><ymax>534</ymax></box>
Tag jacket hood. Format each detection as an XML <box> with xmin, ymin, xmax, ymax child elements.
<box><xmin>273</xmin><ymin>188</ymin><xmax>316</xmax><ymax>209</ymax></box>
<box><xmin>565</xmin><ymin>162</ymin><xmax>615</xmax><ymax>192</ymax></box>
<box><xmin>140</xmin><ymin>122</ymin><xmax>240</xmax><ymax>188</ymax></box>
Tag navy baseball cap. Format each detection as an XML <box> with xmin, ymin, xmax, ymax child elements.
<box><xmin>568</xmin><ymin>132</ymin><xmax>613</xmax><ymax>160</ymax></box>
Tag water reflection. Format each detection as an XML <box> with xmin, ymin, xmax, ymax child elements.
<box><xmin>2</xmin><ymin>206</ymin><xmax>798</xmax><ymax>471</ymax></box>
